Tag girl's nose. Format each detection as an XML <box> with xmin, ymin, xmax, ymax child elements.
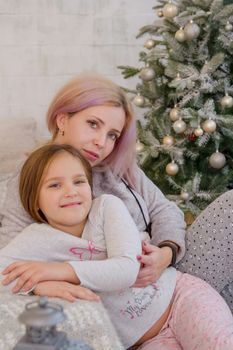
<box><xmin>64</xmin><ymin>186</ymin><xmax>77</xmax><ymax>198</ymax></box>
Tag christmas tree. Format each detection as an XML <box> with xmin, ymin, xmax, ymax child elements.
<box><xmin>119</xmin><ymin>0</ymin><xmax>233</xmax><ymax>218</ymax></box>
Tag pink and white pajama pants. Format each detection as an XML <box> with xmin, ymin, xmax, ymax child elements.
<box><xmin>136</xmin><ymin>272</ymin><xmax>233</xmax><ymax>350</ymax></box>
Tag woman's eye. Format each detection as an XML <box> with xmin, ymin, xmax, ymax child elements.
<box><xmin>108</xmin><ymin>133</ymin><xmax>118</xmax><ymax>141</ymax></box>
<box><xmin>87</xmin><ymin>120</ymin><xmax>98</xmax><ymax>129</ymax></box>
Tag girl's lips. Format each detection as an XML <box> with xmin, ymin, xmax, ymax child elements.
<box><xmin>61</xmin><ymin>202</ymin><xmax>81</xmax><ymax>208</ymax></box>
<box><xmin>82</xmin><ymin>149</ymin><xmax>100</xmax><ymax>161</ymax></box>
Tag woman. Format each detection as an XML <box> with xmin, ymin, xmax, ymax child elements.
<box><xmin>0</xmin><ymin>73</ymin><xmax>186</xmax><ymax>286</ymax></box>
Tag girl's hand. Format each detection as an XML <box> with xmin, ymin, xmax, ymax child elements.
<box><xmin>1</xmin><ymin>261</ymin><xmax>79</xmax><ymax>293</ymax></box>
<box><xmin>133</xmin><ymin>241</ymin><xmax>173</xmax><ymax>288</ymax></box>
<box><xmin>34</xmin><ymin>281</ymin><xmax>100</xmax><ymax>302</ymax></box>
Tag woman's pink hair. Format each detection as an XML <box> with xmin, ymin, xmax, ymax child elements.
<box><xmin>46</xmin><ymin>73</ymin><xmax>137</xmax><ymax>188</ymax></box>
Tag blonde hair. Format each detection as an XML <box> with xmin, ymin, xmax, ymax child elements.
<box><xmin>19</xmin><ymin>144</ymin><xmax>92</xmax><ymax>223</ymax></box>
<box><xmin>46</xmin><ymin>73</ymin><xmax>137</xmax><ymax>188</ymax></box>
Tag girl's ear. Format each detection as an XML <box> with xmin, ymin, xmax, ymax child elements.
<box><xmin>56</xmin><ymin>113</ymin><xmax>69</xmax><ymax>131</ymax></box>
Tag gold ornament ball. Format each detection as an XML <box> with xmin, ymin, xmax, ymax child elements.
<box><xmin>166</xmin><ymin>161</ymin><xmax>179</xmax><ymax>176</ymax></box>
<box><xmin>163</xmin><ymin>2</ymin><xmax>178</xmax><ymax>18</ymax></box>
<box><xmin>220</xmin><ymin>94</ymin><xmax>233</xmax><ymax>108</ymax></box>
<box><xmin>175</xmin><ymin>28</ymin><xmax>186</xmax><ymax>42</ymax></box>
<box><xmin>157</xmin><ymin>10</ymin><xmax>163</xmax><ymax>17</ymax></box>
<box><xmin>194</xmin><ymin>127</ymin><xmax>204</xmax><ymax>137</ymax></box>
<box><xmin>180</xmin><ymin>191</ymin><xmax>189</xmax><ymax>201</ymax></box>
<box><xmin>173</xmin><ymin>119</ymin><xmax>186</xmax><ymax>134</ymax></box>
<box><xmin>136</xmin><ymin>141</ymin><xmax>144</xmax><ymax>153</ymax></box>
<box><xmin>209</xmin><ymin>152</ymin><xmax>226</xmax><ymax>169</ymax></box>
<box><xmin>163</xmin><ymin>135</ymin><xmax>174</xmax><ymax>146</ymax></box>
<box><xmin>225</xmin><ymin>21</ymin><xmax>233</xmax><ymax>32</ymax></box>
<box><xmin>133</xmin><ymin>94</ymin><xmax>145</xmax><ymax>107</ymax></box>
<box><xmin>144</xmin><ymin>38</ymin><xmax>156</xmax><ymax>49</ymax></box>
<box><xmin>202</xmin><ymin>119</ymin><xmax>216</xmax><ymax>133</ymax></box>
<box><xmin>140</xmin><ymin>67</ymin><xmax>155</xmax><ymax>81</ymax></box>
<box><xmin>169</xmin><ymin>107</ymin><xmax>180</xmax><ymax>121</ymax></box>
<box><xmin>184</xmin><ymin>21</ymin><xmax>200</xmax><ymax>41</ymax></box>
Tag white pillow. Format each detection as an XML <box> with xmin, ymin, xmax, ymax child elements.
<box><xmin>0</xmin><ymin>118</ymin><xmax>36</xmax><ymax>174</ymax></box>
<box><xmin>0</xmin><ymin>174</ymin><xmax>11</xmax><ymax>223</ymax></box>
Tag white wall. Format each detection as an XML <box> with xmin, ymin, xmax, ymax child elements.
<box><xmin>0</xmin><ymin>0</ymin><xmax>157</xmax><ymax>140</ymax></box>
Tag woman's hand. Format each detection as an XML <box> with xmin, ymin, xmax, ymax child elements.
<box><xmin>33</xmin><ymin>281</ymin><xmax>100</xmax><ymax>302</ymax></box>
<box><xmin>133</xmin><ymin>241</ymin><xmax>173</xmax><ymax>288</ymax></box>
<box><xmin>1</xmin><ymin>261</ymin><xmax>79</xmax><ymax>293</ymax></box>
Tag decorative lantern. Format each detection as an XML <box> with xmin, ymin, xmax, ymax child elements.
<box><xmin>13</xmin><ymin>297</ymin><xmax>93</xmax><ymax>350</ymax></box>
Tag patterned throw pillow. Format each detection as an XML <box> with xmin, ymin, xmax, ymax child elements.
<box><xmin>0</xmin><ymin>174</ymin><xmax>11</xmax><ymax>223</ymax></box>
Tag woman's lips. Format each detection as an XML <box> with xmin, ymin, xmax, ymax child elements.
<box><xmin>82</xmin><ymin>149</ymin><xmax>100</xmax><ymax>161</ymax></box>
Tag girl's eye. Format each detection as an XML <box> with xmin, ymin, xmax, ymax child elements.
<box><xmin>87</xmin><ymin>120</ymin><xmax>98</xmax><ymax>129</ymax></box>
<box><xmin>48</xmin><ymin>183</ymin><xmax>61</xmax><ymax>189</ymax></box>
<box><xmin>74</xmin><ymin>180</ymin><xmax>86</xmax><ymax>185</ymax></box>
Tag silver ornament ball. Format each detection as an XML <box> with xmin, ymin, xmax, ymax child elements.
<box><xmin>220</xmin><ymin>94</ymin><xmax>233</xmax><ymax>108</ymax></box>
<box><xmin>157</xmin><ymin>10</ymin><xmax>163</xmax><ymax>17</ymax></box>
<box><xmin>163</xmin><ymin>2</ymin><xmax>178</xmax><ymax>18</ymax></box>
<box><xmin>166</xmin><ymin>161</ymin><xmax>179</xmax><ymax>176</ymax></box>
<box><xmin>163</xmin><ymin>135</ymin><xmax>174</xmax><ymax>146</ymax></box>
<box><xmin>225</xmin><ymin>21</ymin><xmax>233</xmax><ymax>32</ymax></box>
<box><xmin>209</xmin><ymin>152</ymin><xmax>226</xmax><ymax>169</ymax></box>
<box><xmin>173</xmin><ymin>119</ymin><xmax>186</xmax><ymax>134</ymax></box>
<box><xmin>202</xmin><ymin>119</ymin><xmax>216</xmax><ymax>133</ymax></box>
<box><xmin>140</xmin><ymin>67</ymin><xmax>155</xmax><ymax>81</ymax></box>
<box><xmin>144</xmin><ymin>38</ymin><xmax>156</xmax><ymax>49</ymax></box>
<box><xmin>194</xmin><ymin>127</ymin><xmax>204</xmax><ymax>137</ymax></box>
<box><xmin>136</xmin><ymin>141</ymin><xmax>144</xmax><ymax>153</ymax></box>
<box><xmin>169</xmin><ymin>107</ymin><xmax>180</xmax><ymax>121</ymax></box>
<box><xmin>180</xmin><ymin>191</ymin><xmax>189</xmax><ymax>201</ymax></box>
<box><xmin>133</xmin><ymin>94</ymin><xmax>145</xmax><ymax>107</ymax></box>
<box><xmin>175</xmin><ymin>28</ymin><xmax>186</xmax><ymax>42</ymax></box>
<box><xmin>184</xmin><ymin>21</ymin><xmax>200</xmax><ymax>41</ymax></box>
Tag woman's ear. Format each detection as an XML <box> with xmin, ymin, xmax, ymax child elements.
<box><xmin>56</xmin><ymin>113</ymin><xmax>69</xmax><ymax>131</ymax></box>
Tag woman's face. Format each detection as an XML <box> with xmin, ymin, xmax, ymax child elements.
<box><xmin>55</xmin><ymin>105</ymin><xmax>126</xmax><ymax>167</ymax></box>
<box><xmin>38</xmin><ymin>152</ymin><xmax>92</xmax><ymax>237</ymax></box>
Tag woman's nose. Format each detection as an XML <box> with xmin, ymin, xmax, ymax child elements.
<box><xmin>94</xmin><ymin>132</ymin><xmax>107</xmax><ymax>148</ymax></box>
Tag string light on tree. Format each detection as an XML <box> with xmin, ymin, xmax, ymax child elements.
<box><xmin>162</xmin><ymin>135</ymin><xmax>174</xmax><ymax>146</ymax></box>
<box><xmin>225</xmin><ymin>21</ymin><xmax>233</xmax><ymax>32</ymax></box>
<box><xmin>180</xmin><ymin>190</ymin><xmax>189</xmax><ymax>201</ymax></box>
<box><xmin>175</xmin><ymin>73</ymin><xmax>181</xmax><ymax>80</ymax></box>
<box><xmin>133</xmin><ymin>94</ymin><xmax>145</xmax><ymax>107</ymax></box>
<box><xmin>194</xmin><ymin>126</ymin><xmax>204</xmax><ymax>137</ymax></box>
<box><xmin>209</xmin><ymin>151</ymin><xmax>226</xmax><ymax>169</ymax></box>
<box><xmin>184</xmin><ymin>20</ymin><xmax>200</xmax><ymax>41</ymax></box>
<box><xmin>175</xmin><ymin>28</ymin><xmax>186</xmax><ymax>42</ymax></box>
<box><xmin>202</xmin><ymin>119</ymin><xmax>216</xmax><ymax>133</ymax></box>
<box><xmin>169</xmin><ymin>105</ymin><xmax>180</xmax><ymax>121</ymax></box>
<box><xmin>166</xmin><ymin>160</ymin><xmax>179</xmax><ymax>176</ymax></box>
<box><xmin>173</xmin><ymin>118</ymin><xmax>186</xmax><ymax>134</ymax></box>
<box><xmin>144</xmin><ymin>38</ymin><xmax>156</xmax><ymax>50</ymax></box>
<box><xmin>136</xmin><ymin>140</ymin><xmax>144</xmax><ymax>153</ymax></box>
<box><xmin>140</xmin><ymin>67</ymin><xmax>155</xmax><ymax>81</ymax></box>
<box><xmin>162</xmin><ymin>1</ymin><xmax>178</xmax><ymax>18</ymax></box>
<box><xmin>220</xmin><ymin>93</ymin><xmax>233</xmax><ymax>108</ymax></box>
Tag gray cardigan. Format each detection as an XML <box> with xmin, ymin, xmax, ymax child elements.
<box><xmin>0</xmin><ymin>165</ymin><xmax>186</xmax><ymax>260</ymax></box>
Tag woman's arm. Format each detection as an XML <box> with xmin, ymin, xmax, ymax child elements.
<box><xmin>136</xmin><ymin>167</ymin><xmax>186</xmax><ymax>261</ymax></box>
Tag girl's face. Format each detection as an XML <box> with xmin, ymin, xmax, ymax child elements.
<box><xmin>55</xmin><ymin>105</ymin><xmax>126</xmax><ymax>167</ymax></box>
<box><xmin>38</xmin><ymin>152</ymin><xmax>92</xmax><ymax>237</ymax></box>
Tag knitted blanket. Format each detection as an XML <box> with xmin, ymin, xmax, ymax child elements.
<box><xmin>0</xmin><ymin>293</ymin><xmax>123</xmax><ymax>350</ymax></box>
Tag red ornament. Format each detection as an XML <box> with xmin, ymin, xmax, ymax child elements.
<box><xmin>188</xmin><ymin>133</ymin><xmax>197</xmax><ymax>141</ymax></box>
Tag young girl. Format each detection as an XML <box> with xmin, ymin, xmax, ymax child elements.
<box><xmin>1</xmin><ymin>144</ymin><xmax>233</xmax><ymax>350</ymax></box>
